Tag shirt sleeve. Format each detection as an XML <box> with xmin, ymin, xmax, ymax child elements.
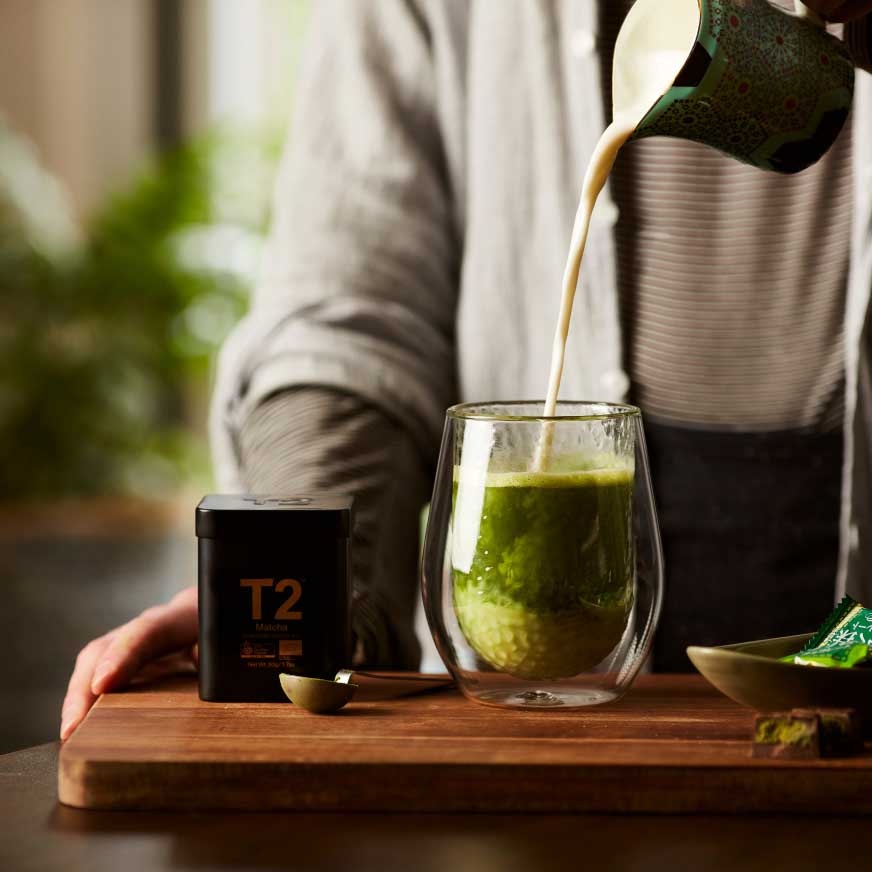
<box><xmin>210</xmin><ymin>0</ymin><xmax>460</xmax><ymax>493</ymax></box>
<box><xmin>238</xmin><ymin>387</ymin><xmax>430</xmax><ymax>669</ymax></box>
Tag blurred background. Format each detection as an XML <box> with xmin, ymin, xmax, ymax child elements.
<box><xmin>0</xmin><ymin>0</ymin><xmax>311</xmax><ymax>753</ymax></box>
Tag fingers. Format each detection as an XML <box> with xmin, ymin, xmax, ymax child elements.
<box><xmin>131</xmin><ymin>650</ymin><xmax>199</xmax><ymax>685</ymax></box>
<box><xmin>60</xmin><ymin>586</ymin><xmax>199</xmax><ymax>742</ymax></box>
<box><xmin>90</xmin><ymin>586</ymin><xmax>198</xmax><ymax>696</ymax></box>
<box><xmin>61</xmin><ymin>632</ymin><xmax>114</xmax><ymax>741</ymax></box>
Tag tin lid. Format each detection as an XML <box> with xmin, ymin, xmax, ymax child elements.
<box><xmin>196</xmin><ymin>495</ymin><xmax>353</xmax><ymax>539</ymax></box>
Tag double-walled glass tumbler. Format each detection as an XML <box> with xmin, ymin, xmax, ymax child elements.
<box><xmin>422</xmin><ymin>402</ymin><xmax>663</xmax><ymax>709</ymax></box>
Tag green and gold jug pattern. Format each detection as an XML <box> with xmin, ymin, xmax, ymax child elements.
<box><xmin>631</xmin><ymin>0</ymin><xmax>855</xmax><ymax>173</ymax></box>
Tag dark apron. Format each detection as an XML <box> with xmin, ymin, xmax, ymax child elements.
<box><xmin>644</xmin><ymin>418</ymin><xmax>843</xmax><ymax>672</ymax></box>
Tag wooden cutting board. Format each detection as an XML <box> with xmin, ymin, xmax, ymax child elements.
<box><xmin>58</xmin><ymin>674</ymin><xmax>872</xmax><ymax>814</ymax></box>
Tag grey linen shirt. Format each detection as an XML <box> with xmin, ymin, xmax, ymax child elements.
<box><xmin>213</xmin><ymin>1</ymin><xmax>872</xmax><ymax>664</ymax></box>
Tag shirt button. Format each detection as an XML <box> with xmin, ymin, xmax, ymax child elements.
<box><xmin>600</xmin><ymin>370</ymin><xmax>630</xmax><ymax>398</ymax></box>
<box><xmin>570</xmin><ymin>30</ymin><xmax>598</xmax><ymax>57</ymax></box>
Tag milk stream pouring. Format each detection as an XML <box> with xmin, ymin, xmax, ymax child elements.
<box><xmin>533</xmin><ymin>0</ymin><xmax>854</xmax><ymax>470</ymax></box>
<box><xmin>534</xmin><ymin>0</ymin><xmax>699</xmax><ymax>469</ymax></box>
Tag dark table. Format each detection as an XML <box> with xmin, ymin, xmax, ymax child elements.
<box><xmin>1</xmin><ymin>742</ymin><xmax>866</xmax><ymax>872</ymax></box>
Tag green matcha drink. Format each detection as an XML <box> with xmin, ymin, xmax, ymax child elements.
<box><xmin>452</xmin><ymin>462</ymin><xmax>634</xmax><ymax>680</ymax></box>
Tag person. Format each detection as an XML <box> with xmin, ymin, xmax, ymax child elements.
<box><xmin>61</xmin><ymin>0</ymin><xmax>872</xmax><ymax>741</ymax></box>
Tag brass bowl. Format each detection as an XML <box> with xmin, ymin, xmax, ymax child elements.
<box><xmin>687</xmin><ymin>634</ymin><xmax>872</xmax><ymax>723</ymax></box>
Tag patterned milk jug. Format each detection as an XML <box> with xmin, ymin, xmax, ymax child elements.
<box><xmin>618</xmin><ymin>0</ymin><xmax>855</xmax><ymax>173</ymax></box>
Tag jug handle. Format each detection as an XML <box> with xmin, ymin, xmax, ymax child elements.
<box><xmin>794</xmin><ymin>1</ymin><xmax>826</xmax><ymax>28</ymax></box>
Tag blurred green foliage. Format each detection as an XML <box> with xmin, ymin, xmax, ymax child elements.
<box><xmin>0</xmin><ymin>123</ymin><xmax>283</xmax><ymax>499</ymax></box>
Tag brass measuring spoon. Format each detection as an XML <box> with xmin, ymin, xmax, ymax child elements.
<box><xmin>279</xmin><ymin>670</ymin><xmax>452</xmax><ymax>714</ymax></box>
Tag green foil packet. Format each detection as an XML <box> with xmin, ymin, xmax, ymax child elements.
<box><xmin>792</xmin><ymin>642</ymin><xmax>870</xmax><ymax>668</ymax></box>
<box><xmin>782</xmin><ymin>596</ymin><xmax>872</xmax><ymax>668</ymax></box>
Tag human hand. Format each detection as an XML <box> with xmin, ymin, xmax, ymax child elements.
<box><xmin>800</xmin><ymin>0</ymin><xmax>872</xmax><ymax>22</ymax></box>
<box><xmin>60</xmin><ymin>586</ymin><xmax>198</xmax><ymax>741</ymax></box>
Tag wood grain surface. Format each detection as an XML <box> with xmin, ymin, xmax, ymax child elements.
<box><xmin>58</xmin><ymin>674</ymin><xmax>872</xmax><ymax>814</ymax></box>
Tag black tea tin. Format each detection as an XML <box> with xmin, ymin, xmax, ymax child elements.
<box><xmin>196</xmin><ymin>494</ymin><xmax>352</xmax><ymax>702</ymax></box>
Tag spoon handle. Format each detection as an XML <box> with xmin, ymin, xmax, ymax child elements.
<box><xmin>350</xmin><ymin>670</ymin><xmax>453</xmax><ymax>684</ymax></box>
